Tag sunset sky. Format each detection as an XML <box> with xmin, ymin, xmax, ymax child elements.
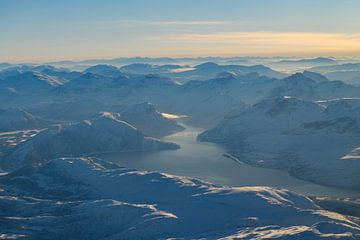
<box><xmin>1</xmin><ymin>0</ymin><xmax>360</xmax><ymax>62</ymax></box>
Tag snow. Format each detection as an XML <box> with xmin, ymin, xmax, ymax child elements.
<box><xmin>199</xmin><ymin>96</ymin><xmax>360</xmax><ymax>189</ymax></box>
<box><xmin>0</xmin><ymin>61</ymin><xmax>360</xmax><ymax>238</ymax></box>
<box><xmin>119</xmin><ymin>102</ymin><xmax>185</xmax><ymax>137</ymax></box>
<box><xmin>1</xmin><ymin>113</ymin><xmax>179</xmax><ymax>171</ymax></box>
<box><xmin>0</xmin><ymin>157</ymin><xmax>358</xmax><ymax>239</ymax></box>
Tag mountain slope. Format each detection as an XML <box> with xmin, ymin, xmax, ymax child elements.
<box><xmin>0</xmin><ymin>71</ymin><xmax>61</xmax><ymax>94</ymax></box>
<box><xmin>120</xmin><ymin>102</ymin><xmax>185</xmax><ymax>137</ymax></box>
<box><xmin>2</xmin><ymin>112</ymin><xmax>178</xmax><ymax>170</ymax></box>
<box><xmin>199</xmin><ymin>96</ymin><xmax>360</xmax><ymax>189</ymax></box>
<box><xmin>0</xmin><ymin>157</ymin><xmax>359</xmax><ymax>239</ymax></box>
<box><xmin>0</xmin><ymin>108</ymin><xmax>50</xmax><ymax>132</ymax></box>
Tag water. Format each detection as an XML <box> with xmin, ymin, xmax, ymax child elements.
<box><xmin>94</xmin><ymin>124</ymin><xmax>360</xmax><ymax>198</ymax></box>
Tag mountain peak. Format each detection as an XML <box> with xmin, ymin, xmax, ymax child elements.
<box><xmin>195</xmin><ymin>62</ymin><xmax>219</xmax><ymax>69</ymax></box>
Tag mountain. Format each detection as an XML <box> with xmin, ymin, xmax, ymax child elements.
<box><xmin>0</xmin><ymin>62</ymin><xmax>12</xmax><ymax>70</ymax></box>
<box><xmin>309</xmin><ymin>63</ymin><xmax>360</xmax><ymax>86</ymax></box>
<box><xmin>1</xmin><ymin>112</ymin><xmax>178</xmax><ymax>171</ymax></box>
<box><xmin>32</xmin><ymin>65</ymin><xmax>82</xmax><ymax>83</ymax></box>
<box><xmin>0</xmin><ymin>71</ymin><xmax>61</xmax><ymax>93</ymax></box>
<box><xmin>321</xmin><ymin>98</ymin><xmax>360</xmax><ymax>119</ymax></box>
<box><xmin>0</xmin><ymin>108</ymin><xmax>50</xmax><ymax>132</ymax></box>
<box><xmin>170</xmin><ymin>62</ymin><xmax>287</xmax><ymax>82</ymax></box>
<box><xmin>302</xmin><ymin>70</ymin><xmax>329</xmax><ymax>82</ymax></box>
<box><xmin>0</xmin><ymin>157</ymin><xmax>359</xmax><ymax>239</ymax></box>
<box><xmin>119</xmin><ymin>102</ymin><xmax>185</xmax><ymax>137</ymax></box>
<box><xmin>271</xmin><ymin>57</ymin><xmax>337</xmax><ymax>68</ymax></box>
<box><xmin>0</xmin><ymin>72</ymin><xmax>61</xmax><ymax>108</ymax></box>
<box><xmin>0</xmin><ymin>68</ymin><xmax>23</xmax><ymax>79</ymax></box>
<box><xmin>58</xmin><ymin>72</ymin><xmax>117</xmax><ymax>93</ymax></box>
<box><xmin>84</xmin><ymin>64</ymin><xmax>123</xmax><ymax>78</ymax></box>
<box><xmin>120</xmin><ymin>63</ymin><xmax>184</xmax><ymax>75</ymax></box>
<box><xmin>0</xmin><ymin>65</ymin><xmax>81</xmax><ymax>83</ymax></box>
<box><xmin>269</xmin><ymin>72</ymin><xmax>360</xmax><ymax>100</ymax></box>
<box><xmin>26</xmin><ymin>99</ymin><xmax>126</xmax><ymax>121</ymax></box>
<box><xmin>199</xmin><ymin>96</ymin><xmax>360</xmax><ymax>189</ymax></box>
<box><xmin>310</xmin><ymin>63</ymin><xmax>360</xmax><ymax>72</ymax></box>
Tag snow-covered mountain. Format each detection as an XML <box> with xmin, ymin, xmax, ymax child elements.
<box><xmin>58</xmin><ymin>72</ymin><xmax>116</xmax><ymax>93</ymax></box>
<box><xmin>1</xmin><ymin>112</ymin><xmax>178</xmax><ymax>171</ymax></box>
<box><xmin>120</xmin><ymin>63</ymin><xmax>184</xmax><ymax>75</ymax></box>
<box><xmin>199</xmin><ymin>96</ymin><xmax>360</xmax><ymax>189</ymax></box>
<box><xmin>0</xmin><ymin>72</ymin><xmax>62</xmax><ymax>108</ymax></box>
<box><xmin>0</xmin><ymin>65</ymin><xmax>81</xmax><ymax>83</ymax></box>
<box><xmin>84</xmin><ymin>64</ymin><xmax>123</xmax><ymax>78</ymax></box>
<box><xmin>119</xmin><ymin>102</ymin><xmax>185</xmax><ymax>137</ymax></box>
<box><xmin>269</xmin><ymin>72</ymin><xmax>360</xmax><ymax>101</ymax></box>
<box><xmin>0</xmin><ymin>71</ymin><xmax>61</xmax><ymax>94</ymax></box>
<box><xmin>269</xmin><ymin>57</ymin><xmax>337</xmax><ymax>71</ymax></box>
<box><xmin>0</xmin><ymin>108</ymin><xmax>50</xmax><ymax>132</ymax></box>
<box><xmin>0</xmin><ymin>157</ymin><xmax>358</xmax><ymax>239</ymax></box>
<box><xmin>170</xmin><ymin>62</ymin><xmax>286</xmax><ymax>82</ymax></box>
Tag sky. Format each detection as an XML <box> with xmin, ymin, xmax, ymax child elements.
<box><xmin>1</xmin><ymin>0</ymin><xmax>360</xmax><ymax>63</ymax></box>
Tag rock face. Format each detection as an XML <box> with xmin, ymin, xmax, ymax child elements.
<box><xmin>199</xmin><ymin>97</ymin><xmax>360</xmax><ymax>189</ymax></box>
<box><xmin>1</xmin><ymin>112</ymin><xmax>179</xmax><ymax>171</ymax></box>
<box><xmin>0</xmin><ymin>157</ymin><xmax>359</xmax><ymax>239</ymax></box>
<box><xmin>0</xmin><ymin>108</ymin><xmax>49</xmax><ymax>132</ymax></box>
<box><xmin>119</xmin><ymin>102</ymin><xmax>185</xmax><ymax>137</ymax></box>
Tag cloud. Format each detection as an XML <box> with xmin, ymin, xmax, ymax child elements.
<box><xmin>154</xmin><ymin>31</ymin><xmax>360</xmax><ymax>56</ymax></box>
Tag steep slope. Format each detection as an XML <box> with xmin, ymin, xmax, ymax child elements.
<box><xmin>0</xmin><ymin>108</ymin><xmax>50</xmax><ymax>132</ymax></box>
<box><xmin>120</xmin><ymin>102</ymin><xmax>185</xmax><ymax>137</ymax></box>
<box><xmin>0</xmin><ymin>71</ymin><xmax>61</xmax><ymax>94</ymax></box>
<box><xmin>2</xmin><ymin>112</ymin><xmax>178</xmax><ymax>170</ymax></box>
<box><xmin>0</xmin><ymin>157</ymin><xmax>359</xmax><ymax>239</ymax></box>
<box><xmin>199</xmin><ymin>96</ymin><xmax>360</xmax><ymax>189</ymax></box>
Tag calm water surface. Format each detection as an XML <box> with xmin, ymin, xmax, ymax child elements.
<box><xmin>94</xmin><ymin>124</ymin><xmax>360</xmax><ymax>198</ymax></box>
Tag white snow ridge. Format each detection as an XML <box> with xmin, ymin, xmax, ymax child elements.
<box><xmin>0</xmin><ymin>157</ymin><xmax>359</xmax><ymax>239</ymax></box>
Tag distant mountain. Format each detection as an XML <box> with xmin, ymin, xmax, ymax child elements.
<box><xmin>1</xmin><ymin>157</ymin><xmax>358</xmax><ymax>239</ymax></box>
<box><xmin>0</xmin><ymin>65</ymin><xmax>81</xmax><ymax>83</ymax></box>
<box><xmin>32</xmin><ymin>65</ymin><xmax>81</xmax><ymax>83</ymax></box>
<box><xmin>311</xmin><ymin>63</ymin><xmax>360</xmax><ymax>72</ymax></box>
<box><xmin>273</xmin><ymin>57</ymin><xmax>337</xmax><ymax>66</ymax></box>
<box><xmin>120</xmin><ymin>63</ymin><xmax>184</xmax><ymax>75</ymax></box>
<box><xmin>84</xmin><ymin>64</ymin><xmax>123</xmax><ymax>78</ymax></box>
<box><xmin>2</xmin><ymin>64</ymin><xmax>358</xmax><ymax>128</ymax></box>
<box><xmin>170</xmin><ymin>62</ymin><xmax>287</xmax><ymax>81</ymax></box>
<box><xmin>0</xmin><ymin>68</ymin><xmax>23</xmax><ymax>79</ymax></box>
<box><xmin>309</xmin><ymin>63</ymin><xmax>360</xmax><ymax>86</ymax></box>
<box><xmin>58</xmin><ymin>72</ymin><xmax>116</xmax><ymax>93</ymax></box>
<box><xmin>269</xmin><ymin>72</ymin><xmax>360</xmax><ymax>100</ymax></box>
<box><xmin>0</xmin><ymin>108</ymin><xmax>50</xmax><ymax>132</ymax></box>
<box><xmin>0</xmin><ymin>62</ymin><xmax>12</xmax><ymax>70</ymax></box>
<box><xmin>199</xmin><ymin>96</ymin><xmax>360</xmax><ymax>189</ymax></box>
<box><xmin>2</xmin><ymin>112</ymin><xmax>178</xmax><ymax>170</ymax></box>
